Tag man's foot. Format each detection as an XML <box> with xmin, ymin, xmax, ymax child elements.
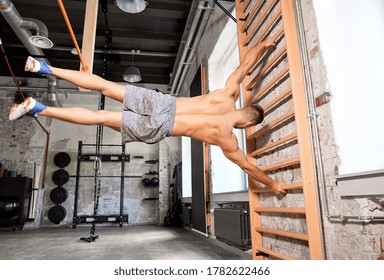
<box><xmin>25</xmin><ymin>56</ymin><xmax>52</xmax><ymax>76</ymax></box>
<box><xmin>9</xmin><ymin>97</ymin><xmax>47</xmax><ymax>120</ymax></box>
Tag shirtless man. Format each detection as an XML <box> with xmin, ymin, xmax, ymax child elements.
<box><xmin>9</xmin><ymin>38</ymin><xmax>285</xmax><ymax>195</ymax></box>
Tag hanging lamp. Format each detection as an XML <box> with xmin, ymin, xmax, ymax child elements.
<box><xmin>115</xmin><ymin>0</ymin><xmax>148</xmax><ymax>13</ymax></box>
<box><xmin>123</xmin><ymin>50</ymin><xmax>142</xmax><ymax>83</ymax></box>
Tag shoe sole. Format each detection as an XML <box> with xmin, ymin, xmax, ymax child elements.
<box><xmin>25</xmin><ymin>56</ymin><xmax>36</xmax><ymax>72</ymax></box>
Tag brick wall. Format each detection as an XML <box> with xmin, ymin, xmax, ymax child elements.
<box><xmin>159</xmin><ymin>137</ymin><xmax>181</xmax><ymax>225</ymax></box>
<box><xmin>300</xmin><ymin>0</ymin><xmax>384</xmax><ymax>259</ymax></box>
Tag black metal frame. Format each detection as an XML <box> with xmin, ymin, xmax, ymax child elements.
<box><xmin>72</xmin><ymin>141</ymin><xmax>135</xmax><ymax>228</ymax></box>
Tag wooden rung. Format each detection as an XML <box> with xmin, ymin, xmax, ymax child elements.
<box><xmin>248</xmin><ymin>109</ymin><xmax>295</xmax><ymax>139</ymax></box>
<box><xmin>271</xmin><ymin>25</ymin><xmax>285</xmax><ymax>44</ymax></box>
<box><xmin>255</xmin><ymin>246</ymin><xmax>297</xmax><ymax>260</ymax></box>
<box><xmin>247</xmin><ymin>46</ymin><xmax>287</xmax><ymax>90</ymax></box>
<box><xmin>241</xmin><ymin>0</ymin><xmax>264</xmax><ymax>33</ymax></box>
<box><xmin>241</xmin><ymin>0</ymin><xmax>256</xmax><ymax>15</ymax></box>
<box><xmin>284</xmin><ymin>181</ymin><xmax>303</xmax><ymax>190</ymax></box>
<box><xmin>246</xmin><ymin>6</ymin><xmax>282</xmax><ymax>46</ymax></box>
<box><xmin>242</xmin><ymin>0</ymin><xmax>277</xmax><ymax>46</ymax></box>
<box><xmin>250</xmin><ymin>132</ymin><xmax>297</xmax><ymax>157</ymax></box>
<box><xmin>255</xmin><ymin>227</ymin><xmax>309</xmax><ymax>241</ymax></box>
<box><xmin>255</xmin><ymin>7</ymin><xmax>284</xmax><ymax>44</ymax></box>
<box><xmin>260</xmin><ymin>157</ymin><xmax>301</xmax><ymax>172</ymax></box>
<box><xmin>246</xmin><ymin>62</ymin><xmax>289</xmax><ymax>93</ymax></box>
<box><xmin>251</xmin><ymin>181</ymin><xmax>303</xmax><ymax>193</ymax></box>
<box><xmin>264</xmin><ymin>87</ymin><xmax>292</xmax><ymax>112</ymax></box>
<box><xmin>254</xmin><ymin>207</ymin><xmax>306</xmax><ymax>215</ymax></box>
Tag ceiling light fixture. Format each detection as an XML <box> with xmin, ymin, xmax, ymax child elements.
<box><xmin>115</xmin><ymin>0</ymin><xmax>148</xmax><ymax>14</ymax></box>
<box><xmin>20</xmin><ymin>18</ymin><xmax>54</xmax><ymax>49</ymax></box>
<box><xmin>123</xmin><ymin>50</ymin><xmax>142</xmax><ymax>83</ymax></box>
<box><xmin>29</xmin><ymin>35</ymin><xmax>54</xmax><ymax>49</ymax></box>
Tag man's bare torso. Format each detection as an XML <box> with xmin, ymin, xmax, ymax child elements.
<box><xmin>171</xmin><ymin>90</ymin><xmax>238</xmax><ymax>152</ymax></box>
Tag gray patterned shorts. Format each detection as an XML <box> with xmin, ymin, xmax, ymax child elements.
<box><xmin>121</xmin><ymin>85</ymin><xmax>176</xmax><ymax>144</ymax></box>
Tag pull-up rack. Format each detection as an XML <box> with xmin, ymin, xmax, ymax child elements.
<box><xmin>72</xmin><ymin>141</ymin><xmax>140</xmax><ymax>228</ymax></box>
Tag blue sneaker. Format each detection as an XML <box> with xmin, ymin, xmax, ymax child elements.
<box><xmin>25</xmin><ymin>56</ymin><xmax>52</xmax><ymax>76</ymax></box>
<box><xmin>8</xmin><ymin>97</ymin><xmax>47</xmax><ymax>120</ymax></box>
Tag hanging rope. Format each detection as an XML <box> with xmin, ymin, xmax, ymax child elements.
<box><xmin>0</xmin><ymin>38</ymin><xmax>50</xmax><ymax>188</ymax></box>
<box><xmin>57</xmin><ymin>0</ymin><xmax>89</xmax><ymax>72</ymax></box>
<box><xmin>80</xmin><ymin>155</ymin><xmax>102</xmax><ymax>243</ymax></box>
<box><xmin>80</xmin><ymin>0</ymin><xmax>110</xmax><ymax>243</ymax></box>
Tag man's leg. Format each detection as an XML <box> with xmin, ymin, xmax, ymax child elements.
<box><xmin>9</xmin><ymin>97</ymin><xmax>122</xmax><ymax>131</ymax></box>
<box><xmin>50</xmin><ymin>67</ymin><xmax>126</xmax><ymax>103</ymax></box>
<box><xmin>25</xmin><ymin>57</ymin><xmax>126</xmax><ymax>102</ymax></box>
<box><xmin>40</xmin><ymin>106</ymin><xmax>122</xmax><ymax>131</ymax></box>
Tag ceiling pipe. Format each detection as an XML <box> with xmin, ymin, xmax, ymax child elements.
<box><xmin>0</xmin><ymin>0</ymin><xmax>58</xmax><ymax>104</ymax></box>
<box><xmin>168</xmin><ymin>0</ymin><xmax>204</xmax><ymax>95</ymax></box>
<box><xmin>173</xmin><ymin>1</ymin><xmax>214</xmax><ymax>96</ymax></box>
<box><xmin>169</xmin><ymin>0</ymin><xmax>233</xmax><ymax>95</ymax></box>
<box><xmin>213</xmin><ymin>0</ymin><xmax>236</xmax><ymax>23</ymax></box>
<box><xmin>4</xmin><ymin>43</ymin><xmax>176</xmax><ymax>58</ymax></box>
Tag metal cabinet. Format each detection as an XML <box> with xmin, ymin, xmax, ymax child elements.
<box><xmin>0</xmin><ymin>177</ymin><xmax>32</xmax><ymax>231</ymax></box>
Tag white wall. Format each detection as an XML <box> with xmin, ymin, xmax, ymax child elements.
<box><xmin>208</xmin><ymin>12</ymin><xmax>247</xmax><ymax>194</ymax></box>
<box><xmin>181</xmin><ymin>136</ymin><xmax>192</xmax><ymax>198</ymax></box>
<box><xmin>313</xmin><ymin>0</ymin><xmax>384</xmax><ymax>174</ymax></box>
<box><xmin>180</xmin><ymin>4</ymin><xmax>243</xmax><ymax>198</ymax></box>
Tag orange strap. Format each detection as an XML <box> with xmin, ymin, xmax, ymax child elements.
<box><xmin>57</xmin><ymin>0</ymin><xmax>89</xmax><ymax>72</ymax></box>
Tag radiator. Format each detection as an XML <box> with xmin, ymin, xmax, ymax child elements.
<box><xmin>214</xmin><ymin>208</ymin><xmax>251</xmax><ymax>249</ymax></box>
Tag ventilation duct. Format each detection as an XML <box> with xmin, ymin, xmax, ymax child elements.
<box><xmin>21</xmin><ymin>17</ymin><xmax>54</xmax><ymax>49</ymax></box>
<box><xmin>0</xmin><ymin>0</ymin><xmax>58</xmax><ymax>104</ymax></box>
<box><xmin>168</xmin><ymin>0</ymin><xmax>214</xmax><ymax>95</ymax></box>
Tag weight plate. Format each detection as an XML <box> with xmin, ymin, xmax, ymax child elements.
<box><xmin>54</xmin><ymin>152</ymin><xmax>71</xmax><ymax>168</ymax></box>
<box><xmin>48</xmin><ymin>205</ymin><xmax>67</xmax><ymax>224</ymax></box>
<box><xmin>50</xmin><ymin>187</ymin><xmax>68</xmax><ymax>204</ymax></box>
<box><xmin>52</xmin><ymin>169</ymin><xmax>69</xmax><ymax>186</ymax></box>
<box><xmin>142</xmin><ymin>178</ymin><xmax>151</xmax><ymax>186</ymax></box>
<box><xmin>150</xmin><ymin>177</ymin><xmax>159</xmax><ymax>187</ymax></box>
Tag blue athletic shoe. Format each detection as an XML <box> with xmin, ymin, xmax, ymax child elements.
<box><xmin>25</xmin><ymin>56</ymin><xmax>52</xmax><ymax>76</ymax></box>
<box><xmin>9</xmin><ymin>97</ymin><xmax>47</xmax><ymax>120</ymax></box>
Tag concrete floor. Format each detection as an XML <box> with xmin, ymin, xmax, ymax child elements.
<box><xmin>0</xmin><ymin>225</ymin><xmax>251</xmax><ymax>260</ymax></box>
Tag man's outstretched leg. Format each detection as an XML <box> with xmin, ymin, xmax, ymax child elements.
<box><xmin>25</xmin><ymin>57</ymin><xmax>126</xmax><ymax>102</ymax></box>
<box><xmin>9</xmin><ymin>97</ymin><xmax>122</xmax><ymax>131</ymax></box>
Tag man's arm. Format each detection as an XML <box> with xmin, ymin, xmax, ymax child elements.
<box><xmin>223</xmin><ymin>38</ymin><xmax>276</xmax><ymax>101</ymax></box>
<box><xmin>221</xmin><ymin>136</ymin><xmax>285</xmax><ymax>195</ymax></box>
